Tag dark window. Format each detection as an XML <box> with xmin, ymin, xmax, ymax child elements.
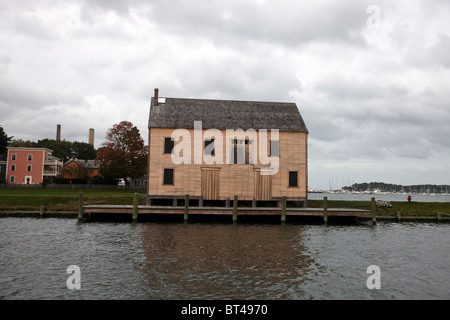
<box><xmin>10</xmin><ymin>176</ymin><xmax>15</xmax><ymax>183</ymax></box>
<box><xmin>289</xmin><ymin>171</ymin><xmax>298</xmax><ymax>187</ymax></box>
<box><xmin>27</xmin><ymin>165</ymin><xmax>32</xmax><ymax>172</ymax></box>
<box><xmin>270</xmin><ymin>140</ymin><xmax>279</xmax><ymax>157</ymax></box>
<box><xmin>163</xmin><ymin>168</ymin><xmax>174</xmax><ymax>185</ymax></box>
<box><xmin>164</xmin><ymin>137</ymin><xmax>174</xmax><ymax>154</ymax></box>
<box><xmin>204</xmin><ymin>139</ymin><xmax>215</xmax><ymax>156</ymax></box>
<box><xmin>231</xmin><ymin>139</ymin><xmax>250</xmax><ymax>164</ymax></box>
<box><xmin>11</xmin><ymin>164</ymin><xmax>15</xmax><ymax>171</ymax></box>
<box><xmin>28</xmin><ymin>154</ymin><xmax>32</xmax><ymax>161</ymax></box>
<box><xmin>12</xmin><ymin>154</ymin><xmax>16</xmax><ymax>161</ymax></box>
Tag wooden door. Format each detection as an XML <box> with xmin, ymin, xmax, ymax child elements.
<box><xmin>255</xmin><ymin>170</ymin><xmax>272</xmax><ymax>201</ymax></box>
<box><xmin>201</xmin><ymin>169</ymin><xmax>220</xmax><ymax>200</ymax></box>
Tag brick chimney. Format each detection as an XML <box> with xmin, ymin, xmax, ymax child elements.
<box><xmin>154</xmin><ymin>88</ymin><xmax>159</xmax><ymax>106</ymax></box>
<box><xmin>56</xmin><ymin>124</ymin><xmax>61</xmax><ymax>141</ymax></box>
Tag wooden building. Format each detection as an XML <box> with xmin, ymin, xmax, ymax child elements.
<box><xmin>147</xmin><ymin>89</ymin><xmax>309</xmax><ymax>206</ymax></box>
<box><xmin>63</xmin><ymin>158</ymin><xmax>100</xmax><ymax>182</ymax></box>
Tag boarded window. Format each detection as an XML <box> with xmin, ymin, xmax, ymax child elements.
<box><xmin>204</xmin><ymin>139</ymin><xmax>215</xmax><ymax>156</ymax></box>
<box><xmin>164</xmin><ymin>137</ymin><xmax>174</xmax><ymax>154</ymax></box>
<box><xmin>270</xmin><ymin>140</ymin><xmax>279</xmax><ymax>157</ymax></box>
<box><xmin>163</xmin><ymin>168</ymin><xmax>174</xmax><ymax>185</ymax></box>
<box><xmin>231</xmin><ymin>139</ymin><xmax>251</xmax><ymax>164</ymax></box>
<box><xmin>289</xmin><ymin>171</ymin><xmax>298</xmax><ymax>187</ymax></box>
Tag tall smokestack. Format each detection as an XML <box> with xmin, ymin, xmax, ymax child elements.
<box><xmin>154</xmin><ymin>88</ymin><xmax>159</xmax><ymax>106</ymax></box>
<box><xmin>89</xmin><ymin>128</ymin><xmax>95</xmax><ymax>146</ymax></box>
<box><xmin>56</xmin><ymin>124</ymin><xmax>61</xmax><ymax>141</ymax></box>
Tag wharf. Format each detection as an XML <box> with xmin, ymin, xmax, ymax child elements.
<box><xmin>82</xmin><ymin>205</ymin><xmax>372</xmax><ymax>222</ymax></box>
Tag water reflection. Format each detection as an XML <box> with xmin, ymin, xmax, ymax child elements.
<box><xmin>139</xmin><ymin>223</ymin><xmax>317</xmax><ymax>299</ymax></box>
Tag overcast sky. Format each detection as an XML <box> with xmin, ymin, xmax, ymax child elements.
<box><xmin>1</xmin><ymin>0</ymin><xmax>449</xmax><ymax>190</ymax></box>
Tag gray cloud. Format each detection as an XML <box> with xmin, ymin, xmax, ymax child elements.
<box><xmin>1</xmin><ymin>0</ymin><xmax>449</xmax><ymax>189</ymax></box>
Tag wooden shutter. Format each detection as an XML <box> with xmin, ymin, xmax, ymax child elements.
<box><xmin>255</xmin><ymin>170</ymin><xmax>272</xmax><ymax>201</ymax></box>
<box><xmin>201</xmin><ymin>168</ymin><xmax>220</xmax><ymax>200</ymax></box>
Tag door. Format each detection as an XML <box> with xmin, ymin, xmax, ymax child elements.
<box><xmin>255</xmin><ymin>170</ymin><xmax>272</xmax><ymax>201</ymax></box>
<box><xmin>201</xmin><ymin>169</ymin><xmax>220</xmax><ymax>200</ymax></box>
<box><xmin>25</xmin><ymin>176</ymin><xmax>32</xmax><ymax>184</ymax></box>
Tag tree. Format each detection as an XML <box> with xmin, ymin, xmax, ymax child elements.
<box><xmin>96</xmin><ymin>121</ymin><xmax>148</xmax><ymax>184</ymax></box>
<box><xmin>0</xmin><ymin>125</ymin><xmax>13</xmax><ymax>158</ymax></box>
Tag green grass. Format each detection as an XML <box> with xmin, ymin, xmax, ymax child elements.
<box><xmin>306</xmin><ymin>199</ymin><xmax>450</xmax><ymax>215</ymax></box>
<box><xmin>0</xmin><ymin>189</ymin><xmax>147</xmax><ymax>208</ymax></box>
<box><xmin>1</xmin><ymin>190</ymin><xmax>449</xmax><ymax>218</ymax></box>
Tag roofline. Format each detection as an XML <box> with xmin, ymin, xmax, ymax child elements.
<box><xmin>7</xmin><ymin>147</ymin><xmax>54</xmax><ymax>153</ymax></box>
<box><xmin>154</xmin><ymin>96</ymin><xmax>297</xmax><ymax>105</ymax></box>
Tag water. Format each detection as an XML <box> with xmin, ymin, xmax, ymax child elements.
<box><xmin>1</xmin><ymin>217</ymin><xmax>449</xmax><ymax>300</ymax></box>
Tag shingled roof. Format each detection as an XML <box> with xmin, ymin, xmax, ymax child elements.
<box><xmin>148</xmin><ymin>97</ymin><xmax>308</xmax><ymax>133</ymax></box>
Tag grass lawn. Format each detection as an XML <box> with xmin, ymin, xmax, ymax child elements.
<box><xmin>0</xmin><ymin>189</ymin><xmax>147</xmax><ymax>208</ymax></box>
<box><xmin>306</xmin><ymin>199</ymin><xmax>450</xmax><ymax>215</ymax></box>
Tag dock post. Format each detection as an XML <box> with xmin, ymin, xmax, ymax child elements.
<box><xmin>233</xmin><ymin>195</ymin><xmax>238</xmax><ymax>223</ymax></box>
<box><xmin>40</xmin><ymin>206</ymin><xmax>45</xmax><ymax>218</ymax></box>
<box><xmin>281</xmin><ymin>196</ymin><xmax>286</xmax><ymax>223</ymax></box>
<box><xmin>78</xmin><ymin>192</ymin><xmax>83</xmax><ymax>222</ymax></box>
<box><xmin>323</xmin><ymin>196</ymin><xmax>328</xmax><ymax>224</ymax></box>
<box><xmin>132</xmin><ymin>193</ymin><xmax>139</xmax><ymax>222</ymax></box>
<box><xmin>396</xmin><ymin>211</ymin><xmax>401</xmax><ymax>221</ymax></box>
<box><xmin>184</xmin><ymin>194</ymin><xmax>189</xmax><ymax>222</ymax></box>
<box><xmin>437</xmin><ymin>212</ymin><xmax>442</xmax><ymax>221</ymax></box>
<box><xmin>371</xmin><ymin>197</ymin><xmax>376</xmax><ymax>224</ymax></box>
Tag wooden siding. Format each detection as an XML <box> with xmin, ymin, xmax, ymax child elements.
<box><xmin>148</xmin><ymin>128</ymin><xmax>307</xmax><ymax>200</ymax></box>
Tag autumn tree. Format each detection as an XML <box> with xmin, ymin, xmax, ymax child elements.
<box><xmin>0</xmin><ymin>125</ymin><xmax>13</xmax><ymax>159</ymax></box>
<box><xmin>96</xmin><ymin>121</ymin><xmax>148</xmax><ymax>184</ymax></box>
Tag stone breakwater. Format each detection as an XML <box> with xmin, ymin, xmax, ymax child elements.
<box><xmin>376</xmin><ymin>200</ymin><xmax>392</xmax><ymax>207</ymax></box>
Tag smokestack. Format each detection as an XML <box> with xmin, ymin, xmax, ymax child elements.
<box><xmin>154</xmin><ymin>88</ymin><xmax>159</xmax><ymax>106</ymax></box>
<box><xmin>56</xmin><ymin>124</ymin><xmax>61</xmax><ymax>141</ymax></box>
<box><xmin>89</xmin><ymin>128</ymin><xmax>95</xmax><ymax>146</ymax></box>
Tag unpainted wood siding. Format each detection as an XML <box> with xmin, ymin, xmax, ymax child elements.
<box><xmin>147</xmin><ymin>128</ymin><xmax>307</xmax><ymax>200</ymax></box>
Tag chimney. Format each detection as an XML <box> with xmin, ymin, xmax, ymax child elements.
<box><xmin>89</xmin><ymin>128</ymin><xmax>95</xmax><ymax>146</ymax></box>
<box><xmin>56</xmin><ymin>124</ymin><xmax>61</xmax><ymax>141</ymax></box>
<box><xmin>154</xmin><ymin>88</ymin><xmax>159</xmax><ymax>106</ymax></box>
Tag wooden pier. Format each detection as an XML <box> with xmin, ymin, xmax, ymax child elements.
<box><xmin>81</xmin><ymin>204</ymin><xmax>373</xmax><ymax>223</ymax></box>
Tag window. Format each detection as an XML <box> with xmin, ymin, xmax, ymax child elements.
<box><xmin>27</xmin><ymin>165</ymin><xmax>32</xmax><ymax>172</ymax></box>
<box><xmin>12</xmin><ymin>154</ymin><xmax>16</xmax><ymax>160</ymax></box>
<box><xmin>231</xmin><ymin>139</ymin><xmax>252</xmax><ymax>164</ymax></box>
<box><xmin>10</xmin><ymin>176</ymin><xmax>15</xmax><ymax>183</ymax></box>
<box><xmin>204</xmin><ymin>139</ymin><xmax>215</xmax><ymax>156</ymax></box>
<box><xmin>163</xmin><ymin>168</ymin><xmax>174</xmax><ymax>185</ymax></box>
<box><xmin>289</xmin><ymin>171</ymin><xmax>298</xmax><ymax>187</ymax></box>
<box><xmin>28</xmin><ymin>154</ymin><xmax>33</xmax><ymax>161</ymax></box>
<box><xmin>11</xmin><ymin>164</ymin><xmax>15</xmax><ymax>171</ymax></box>
<box><xmin>164</xmin><ymin>137</ymin><xmax>174</xmax><ymax>154</ymax></box>
<box><xmin>270</xmin><ymin>140</ymin><xmax>279</xmax><ymax>157</ymax></box>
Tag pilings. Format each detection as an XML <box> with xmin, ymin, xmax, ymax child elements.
<box><xmin>371</xmin><ymin>197</ymin><xmax>377</xmax><ymax>224</ymax></box>
<box><xmin>132</xmin><ymin>193</ymin><xmax>139</xmax><ymax>222</ymax></box>
<box><xmin>281</xmin><ymin>196</ymin><xmax>287</xmax><ymax>223</ymax></box>
<box><xmin>233</xmin><ymin>195</ymin><xmax>238</xmax><ymax>223</ymax></box>
<box><xmin>78</xmin><ymin>192</ymin><xmax>83</xmax><ymax>221</ymax></box>
<box><xmin>323</xmin><ymin>196</ymin><xmax>328</xmax><ymax>224</ymax></box>
<box><xmin>184</xmin><ymin>194</ymin><xmax>189</xmax><ymax>222</ymax></box>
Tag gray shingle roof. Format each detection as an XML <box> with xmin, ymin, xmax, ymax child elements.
<box><xmin>148</xmin><ymin>97</ymin><xmax>308</xmax><ymax>133</ymax></box>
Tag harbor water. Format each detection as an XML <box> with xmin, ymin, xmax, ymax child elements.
<box><xmin>1</xmin><ymin>216</ymin><xmax>449</xmax><ymax>300</ymax></box>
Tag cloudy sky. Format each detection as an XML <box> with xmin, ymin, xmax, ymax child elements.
<box><xmin>1</xmin><ymin>0</ymin><xmax>449</xmax><ymax>190</ymax></box>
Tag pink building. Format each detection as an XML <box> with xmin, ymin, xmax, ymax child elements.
<box><xmin>6</xmin><ymin>147</ymin><xmax>63</xmax><ymax>184</ymax></box>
